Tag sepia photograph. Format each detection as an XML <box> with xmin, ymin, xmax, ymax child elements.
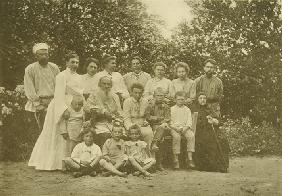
<box><xmin>1</xmin><ymin>0</ymin><xmax>282</xmax><ymax>195</ymax></box>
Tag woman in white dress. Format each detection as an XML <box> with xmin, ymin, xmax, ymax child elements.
<box><xmin>28</xmin><ymin>52</ymin><xmax>84</xmax><ymax>170</ymax></box>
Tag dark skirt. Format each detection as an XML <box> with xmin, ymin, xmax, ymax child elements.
<box><xmin>194</xmin><ymin>125</ymin><xmax>229</xmax><ymax>172</ymax></box>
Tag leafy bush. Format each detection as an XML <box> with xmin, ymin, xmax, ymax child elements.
<box><xmin>221</xmin><ymin>117</ymin><xmax>282</xmax><ymax>156</ymax></box>
<box><xmin>0</xmin><ymin>86</ymin><xmax>39</xmax><ymax>161</ymax></box>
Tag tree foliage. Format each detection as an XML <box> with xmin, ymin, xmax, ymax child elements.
<box><xmin>171</xmin><ymin>0</ymin><xmax>282</xmax><ymax>123</ymax></box>
<box><xmin>1</xmin><ymin>0</ymin><xmax>165</xmax><ymax>88</ymax></box>
<box><xmin>1</xmin><ymin>0</ymin><xmax>282</xmax><ymax>124</ymax></box>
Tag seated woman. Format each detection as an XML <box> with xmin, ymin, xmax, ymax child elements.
<box><xmin>192</xmin><ymin>92</ymin><xmax>229</xmax><ymax>173</ymax></box>
<box><xmin>85</xmin><ymin>76</ymin><xmax>123</xmax><ymax>148</ymax></box>
<box><xmin>144</xmin><ymin>62</ymin><xmax>173</xmax><ymax>103</ymax></box>
<box><xmin>81</xmin><ymin>57</ymin><xmax>99</xmax><ymax>100</ymax></box>
<box><xmin>123</xmin><ymin>83</ymin><xmax>153</xmax><ymax>147</ymax></box>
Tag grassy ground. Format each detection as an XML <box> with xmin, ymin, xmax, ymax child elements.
<box><xmin>1</xmin><ymin>156</ymin><xmax>282</xmax><ymax>196</ymax></box>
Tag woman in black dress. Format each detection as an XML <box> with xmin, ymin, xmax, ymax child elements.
<box><xmin>192</xmin><ymin>92</ymin><xmax>229</xmax><ymax>173</ymax></box>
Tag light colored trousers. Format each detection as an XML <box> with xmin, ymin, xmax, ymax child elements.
<box><xmin>140</xmin><ymin>126</ymin><xmax>154</xmax><ymax>148</ymax></box>
<box><xmin>170</xmin><ymin>129</ymin><xmax>195</xmax><ymax>154</ymax></box>
<box><xmin>64</xmin><ymin>157</ymin><xmax>81</xmax><ymax>169</ymax></box>
<box><xmin>64</xmin><ymin>157</ymin><xmax>98</xmax><ymax>170</ymax></box>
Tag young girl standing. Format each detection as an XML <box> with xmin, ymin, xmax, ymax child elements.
<box><xmin>60</xmin><ymin>95</ymin><xmax>84</xmax><ymax>157</ymax></box>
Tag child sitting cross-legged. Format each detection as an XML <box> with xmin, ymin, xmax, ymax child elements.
<box><xmin>125</xmin><ymin>124</ymin><xmax>156</xmax><ymax>177</ymax></box>
<box><xmin>63</xmin><ymin>128</ymin><xmax>101</xmax><ymax>178</ymax></box>
<box><xmin>99</xmin><ymin>124</ymin><xmax>128</xmax><ymax>177</ymax></box>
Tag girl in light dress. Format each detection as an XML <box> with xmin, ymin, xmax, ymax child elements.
<box><xmin>60</xmin><ymin>95</ymin><xmax>85</xmax><ymax>157</ymax></box>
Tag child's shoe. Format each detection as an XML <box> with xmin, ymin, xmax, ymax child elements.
<box><xmin>187</xmin><ymin>160</ymin><xmax>195</xmax><ymax>169</ymax></box>
<box><xmin>156</xmin><ymin>163</ymin><xmax>165</xmax><ymax>171</ymax></box>
<box><xmin>73</xmin><ymin>172</ymin><xmax>83</xmax><ymax>178</ymax></box>
<box><xmin>89</xmin><ymin>171</ymin><xmax>97</xmax><ymax>177</ymax></box>
<box><xmin>101</xmin><ymin>171</ymin><xmax>112</xmax><ymax>177</ymax></box>
<box><xmin>151</xmin><ymin>143</ymin><xmax>159</xmax><ymax>152</ymax></box>
<box><xmin>173</xmin><ymin>160</ymin><xmax>180</xmax><ymax>169</ymax></box>
<box><xmin>132</xmin><ymin>171</ymin><xmax>141</xmax><ymax>176</ymax></box>
<box><xmin>173</xmin><ymin>154</ymin><xmax>179</xmax><ymax>169</ymax></box>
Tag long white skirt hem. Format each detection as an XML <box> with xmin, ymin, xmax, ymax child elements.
<box><xmin>28</xmin><ymin>100</ymin><xmax>67</xmax><ymax>171</ymax></box>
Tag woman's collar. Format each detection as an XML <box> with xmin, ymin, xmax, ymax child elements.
<box><xmin>86</xmin><ymin>73</ymin><xmax>95</xmax><ymax>77</ymax></box>
<box><xmin>154</xmin><ymin>76</ymin><xmax>163</xmax><ymax>81</ymax></box>
<box><xmin>66</xmin><ymin>67</ymin><xmax>76</xmax><ymax>74</ymax></box>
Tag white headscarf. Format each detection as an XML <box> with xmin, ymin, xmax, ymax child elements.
<box><xmin>33</xmin><ymin>43</ymin><xmax>49</xmax><ymax>54</ymax></box>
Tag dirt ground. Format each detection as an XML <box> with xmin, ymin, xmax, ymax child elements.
<box><xmin>1</xmin><ymin>156</ymin><xmax>282</xmax><ymax>196</ymax></box>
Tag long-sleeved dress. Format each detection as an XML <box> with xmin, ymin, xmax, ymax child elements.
<box><xmin>28</xmin><ymin>68</ymin><xmax>84</xmax><ymax>170</ymax></box>
<box><xmin>192</xmin><ymin>104</ymin><xmax>229</xmax><ymax>172</ymax></box>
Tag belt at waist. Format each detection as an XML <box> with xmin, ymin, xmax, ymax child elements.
<box><xmin>39</xmin><ymin>95</ymin><xmax>54</xmax><ymax>99</ymax></box>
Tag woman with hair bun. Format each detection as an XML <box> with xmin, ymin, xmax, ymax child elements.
<box><xmin>28</xmin><ymin>51</ymin><xmax>84</xmax><ymax>171</ymax></box>
<box><xmin>92</xmin><ymin>54</ymin><xmax>129</xmax><ymax>101</ymax></box>
<box><xmin>144</xmin><ymin>61</ymin><xmax>173</xmax><ymax>103</ymax></box>
<box><xmin>170</xmin><ymin>62</ymin><xmax>196</xmax><ymax>106</ymax></box>
<box><xmin>81</xmin><ymin>57</ymin><xmax>99</xmax><ymax>99</ymax></box>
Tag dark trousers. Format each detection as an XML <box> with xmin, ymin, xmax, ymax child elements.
<box><xmin>152</xmin><ymin>126</ymin><xmax>171</xmax><ymax>165</ymax></box>
<box><xmin>152</xmin><ymin>126</ymin><xmax>171</xmax><ymax>145</ymax></box>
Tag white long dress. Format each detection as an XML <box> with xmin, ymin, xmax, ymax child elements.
<box><xmin>28</xmin><ymin>68</ymin><xmax>84</xmax><ymax>170</ymax></box>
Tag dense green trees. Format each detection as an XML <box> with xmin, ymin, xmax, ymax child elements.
<box><xmin>171</xmin><ymin>0</ymin><xmax>282</xmax><ymax>123</ymax></box>
<box><xmin>1</xmin><ymin>0</ymin><xmax>282</xmax><ymax>123</ymax></box>
<box><xmin>1</xmin><ymin>0</ymin><xmax>164</xmax><ymax>88</ymax></box>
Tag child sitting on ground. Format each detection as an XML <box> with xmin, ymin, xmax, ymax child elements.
<box><xmin>64</xmin><ymin>129</ymin><xmax>102</xmax><ymax>178</ymax></box>
<box><xmin>99</xmin><ymin>124</ymin><xmax>128</xmax><ymax>177</ymax></box>
<box><xmin>61</xmin><ymin>95</ymin><xmax>85</xmax><ymax>157</ymax></box>
<box><xmin>170</xmin><ymin>91</ymin><xmax>195</xmax><ymax>169</ymax></box>
<box><xmin>125</xmin><ymin>124</ymin><xmax>156</xmax><ymax>177</ymax></box>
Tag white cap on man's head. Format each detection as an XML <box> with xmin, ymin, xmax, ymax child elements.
<box><xmin>33</xmin><ymin>43</ymin><xmax>49</xmax><ymax>54</ymax></box>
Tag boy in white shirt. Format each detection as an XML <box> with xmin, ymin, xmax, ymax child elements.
<box><xmin>64</xmin><ymin>129</ymin><xmax>102</xmax><ymax>178</ymax></box>
<box><xmin>170</xmin><ymin>91</ymin><xmax>195</xmax><ymax>169</ymax></box>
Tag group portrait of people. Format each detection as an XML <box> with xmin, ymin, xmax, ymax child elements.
<box><xmin>24</xmin><ymin>43</ymin><xmax>229</xmax><ymax>178</ymax></box>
